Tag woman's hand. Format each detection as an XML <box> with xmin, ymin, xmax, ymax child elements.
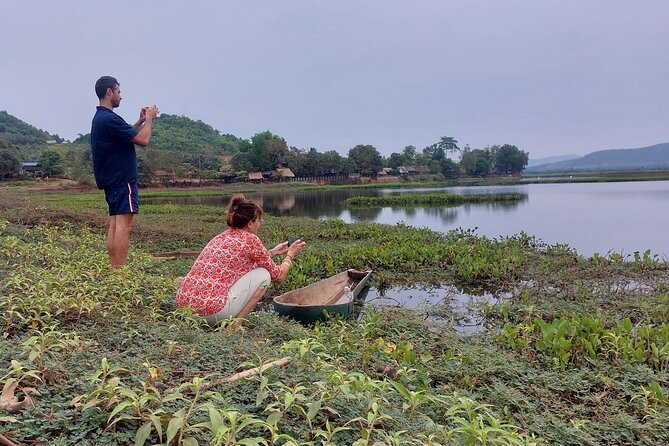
<box><xmin>269</xmin><ymin>241</ymin><xmax>289</xmax><ymax>258</ymax></box>
<box><xmin>286</xmin><ymin>240</ymin><xmax>306</xmax><ymax>258</ymax></box>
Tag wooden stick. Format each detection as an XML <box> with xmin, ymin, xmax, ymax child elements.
<box><xmin>166</xmin><ymin>357</ymin><xmax>293</xmax><ymax>394</ymax></box>
<box><xmin>0</xmin><ymin>434</ymin><xmax>21</xmax><ymax>446</ymax></box>
<box><xmin>209</xmin><ymin>356</ymin><xmax>292</xmax><ymax>387</ymax></box>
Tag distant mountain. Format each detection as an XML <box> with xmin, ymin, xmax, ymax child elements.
<box><xmin>526</xmin><ymin>154</ymin><xmax>579</xmax><ymax>168</ymax></box>
<box><xmin>0</xmin><ymin>111</ymin><xmax>63</xmax><ymax>145</ymax></box>
<box><xmin>525</xmin><ymin>143</ymin><xmax>669</xmax><ymax>173</ymax></box>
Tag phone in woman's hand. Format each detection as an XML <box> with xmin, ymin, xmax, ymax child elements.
<box><xmin>287</xmin><ymin>237</ymin><xmax>299</xmax><ymax>246</ymax></box>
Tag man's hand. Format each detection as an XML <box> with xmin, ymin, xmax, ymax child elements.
<box><xmin>144</xmin><ymin>105</ymin><xmax>159</xmax><ymax>121</ymax></box>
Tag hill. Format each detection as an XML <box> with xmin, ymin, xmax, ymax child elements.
<box><xmin>525</xmin><ymin>143</ymin><xmax>669</xmax><ymax>173</ymax></box>
<box><xmin>146</xmin><ymin>114</ymin><xmax>244</xmax><ymax>154</ymax></box>
<box><xmin>73</xmin><ymin>114</ymin><xmax>245</xmax><ymax>154</ymax></box>
<box><xmin>526</xmin><ymin>154</ymin><xmax>578</xmax><ymax>168</ymax></box>
<box><xmin>0</xmin><ymin>110</ymin><xmax>63</xmax><ymax>145</ymax></box>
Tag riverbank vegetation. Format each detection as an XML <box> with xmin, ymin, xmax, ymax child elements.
<box><xmin>1</xmin><ymin>187</ymin><xmax>668</xmax><ymax>445</ymax></box>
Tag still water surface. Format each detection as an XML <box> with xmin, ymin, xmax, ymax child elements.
<box><xmin>146</xmin><ymin>181</ymin><xmax>669</xmax><ymax>258</ymax></box>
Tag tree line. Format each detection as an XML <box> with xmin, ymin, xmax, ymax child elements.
<box><xmin>0</xmin><ymin>112</ymin><xmax>529</xmax><ymax>182</ymax></box>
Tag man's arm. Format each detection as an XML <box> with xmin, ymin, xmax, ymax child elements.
<box><xmin>132</xmin><ymin>106</ymin><xmax>159</xmax><ymax>147</ymax></box>
<box><xmin>133</xmin><ymin>107</ymin><xmax>148</xmax><ymax>131</ymax></box>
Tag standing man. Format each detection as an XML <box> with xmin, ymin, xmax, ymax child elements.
<box><xmin>91</xmin><ymin>76</ymin><xmax>158</xmax><ymax>267</ymax></box>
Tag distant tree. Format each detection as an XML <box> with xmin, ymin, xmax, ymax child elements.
<box><xmin>249</xmin><ymin>131</ymin><xmax>286</xmax><ymax>171</ymax></box>
<box><xmin>65</xmin><ymin>146</ymin><xmax>94</xmax><ymax>185</ymax></box>
<box><xmin>440</xmin><ymin>158</ymin><xmax>460</xmax><ymax>178</ymax></box>
<box><xmin>137</xmin><ymin>155</ymin><xmax>152</xmax><ymax>186</ymax></box>
<box><xmin>266</xmin><ymin>138</ymin><xmax>289</xmax><ymax>168</ymax></box>
<box><xmin>341</xmin><ymin>157</ymin><xmax>357</xmax><ymax>175</ymax></box>
<box><xmin>231</xmin><ymin>152</ymin><xmax>253</xmax><ymax>172</ymax></box>
<box><xmin>402</xmin><ymin>145</ymin><xmax>417</xmax><ymax>164</ymax></box>
<box><xmin>424</xmin><ymin>136</ymin><xmax>460</xmax><ymax>162</ymax></box>
<box><xmin>348</xmin><ymin>144</ymin><xmax>383</xmax><ymax>176</ymax></box>
<box><xmin>460</xmin><ymin>148</ymin><xmax>493</xmax><ymax>177</ymax></box>
<box><xmin>285</xmin><ymin>146</ymin><xmax>305</xmax><ymax>175</ymax></box>
<box><xmin>321</xmin><ymin>150</ymin><xmax>344</xmax><ymax>174</ymax></box>
<box><xmin>0</xmin><ymin>139</ymin><xmax>21</xmax><ymax>178</ymax></box>
<box><xmin>493</xmin><ymin>144</ymin><xmax>529</xmax><ymax>174</ymax></box>
<box><xmin>387</xmin><ymin>152</ymin><xmax>405</xmax><ymax>171</ymax></box>
<box><xmin>300</xmin><ymin>148</ymin><xmax>322</xmax><ymax>177</ymax></box>
<box><xmin>73</xmin><ymin>133</ymin><xmax>91</xmax><ymax>144</ymax></box>
<box><xmin>39</xmin><ymin>150</ymin><xmax>64</xmax><ymax>177</ymax></box>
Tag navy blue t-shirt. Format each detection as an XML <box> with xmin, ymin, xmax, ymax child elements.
<box><xmin>90</xmin><ymin>106</ymin><xmax>139</xmax><ymax>189</ymax></box>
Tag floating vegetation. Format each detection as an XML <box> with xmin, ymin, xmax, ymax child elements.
<box><xmin>345</xmin><ymin>192</ymin><xmax>526</xmax><ymax>207</ymax></box>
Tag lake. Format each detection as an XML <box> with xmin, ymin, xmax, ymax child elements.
<box><xmin>145</xmin><ymin>180</ymin><xmax>669</xmax><ymax>258</ymax></box>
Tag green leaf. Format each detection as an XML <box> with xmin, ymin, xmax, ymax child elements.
<box><xmin>307</xmin><ymin>399</ymin><xmax>322</xmax><ymax>421</ymax></box>
<box><xmin>107</xmin><ymin>401</ymin><xmax>133</xmax><ymax>423</ymax></box>
<box><xmin>148</xmin><ymin>413</ymin><xmax>164</xmax><ymax>441</ymax></box>
<box><xmin>0</xmin><ymin>416</ymin><xmax>19</xmax><ymax>423</ymax></box>
<box><xmin>209</xmin><ymin>406</ymin><xmax>224</xmax><ymax>432</ymax></box>
<box><xmin>166</xmin><ymin>415</ymin><xmax>185</xmax><ymax>444</ymax></box>
<box><xmin>134</xmin><ymin>421</ymin><xmax>152</xmax><ymax>446</ymax></box>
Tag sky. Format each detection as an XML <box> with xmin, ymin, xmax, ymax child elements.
<box><xmin>1</xmin><ymin>1</ymin><xmax>668</xmax><ymax>159</ymax></box>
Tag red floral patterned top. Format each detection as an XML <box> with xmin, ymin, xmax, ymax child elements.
<box><xmin>175</xmin><ymin>228</ymin><xmax>283</xmax><ymax>316</ymax></box>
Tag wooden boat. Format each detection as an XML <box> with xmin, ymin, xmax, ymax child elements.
<box><xmin>273</xmin><ymin>269</ymin><xmax>372</xmax><ymax>324</ymax></box>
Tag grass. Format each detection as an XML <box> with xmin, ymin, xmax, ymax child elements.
<box><xmin>0</xmin><ymin>185</ymin><xmax>668</xmax><ymax>445</ymax></box>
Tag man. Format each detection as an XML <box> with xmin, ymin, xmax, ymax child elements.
<box><xmin>91</xmin><ymin>76</ymin><xmax>158</xmax><ymax>267</ymax></box>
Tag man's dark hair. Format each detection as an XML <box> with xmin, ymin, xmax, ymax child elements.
<box><xmin>95</xmin><ymin>76</ymin><xmax>119</xmax><ymax>99</ymax></box>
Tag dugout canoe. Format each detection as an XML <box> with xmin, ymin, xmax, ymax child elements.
<box><xmin>273</xmin><ymin>269</ymin><xmax>372</xmax><ymax>324</ymax></box>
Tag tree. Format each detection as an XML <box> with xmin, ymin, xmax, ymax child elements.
<box><xmin>493</xmin><ymin>144</ymin><xmax>529</xmax><ymax>174</ymax></box>
<box><xmin>0</xmin><ymin>139</ymin><xmax>21</xmax><ymax>178</ymax></box>
<box><xmin>231</xmin><ymin>152</ymin><xmax>253</xmax><ymax>172</ymax></box>
<box><xmin>348</xmin><ymin>144</ymin><xmax>383</xmax><ymax>176</ymax></box>
<box><xmin>460</xmin><ymin>148</ymin><xmax>492</xmax><ymax>177</ymax></box>
<box><xmin>248</xmin><ymin>131</ymin><xmax>286</xmax><ymax>171</ymax></box>
<box><xmin>424</xmin><ymin>136</ymin><xmax>460</xmax><ymax>162</ymax></box>
<box><xmin>300</xmin><ymin>148</ymin><xmax>322</xmax><ymax>177</ymax></box>
<box><xmin>39</xmin><ymin>150</ymin><xmax>64</xmax><ymax>177</ymax></box>
<box><xmin>402</xmin><ymin>145</ymin><xmax>417</xmax><ymax>164</ymax></box>
<box><xmin>387</xmin><ymin>152</ymin><xmax>405</xmax><ymax>171</ymax></box>
<box><xmin>320</xmin><ymin>150</ymin><xmax>344</xmax><ymax>174</ymax></box>
<box><xmin>65</xmin><ymin>146</ymin><xmax>94</xmax><ymax>185</ymax></box>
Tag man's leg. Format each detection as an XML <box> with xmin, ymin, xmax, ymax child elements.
<box><xmin>109</xmin><ymin>213</ymin><xmax>133</xmax><ymax>267</ymax></box>
<box><xmin>107</xmin><ymin>216</ymin><xmax>117</xmax><ymax>263</ymax></box>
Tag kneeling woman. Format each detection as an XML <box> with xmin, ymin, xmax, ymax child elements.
<box><xmin>176</xmin><ymin>194</ymin><xmax>306</xmax><ymax>324</ymax></box>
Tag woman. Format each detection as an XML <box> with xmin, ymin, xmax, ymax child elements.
<box><xmin>176</xmin><ymin>194</ymin><xmax>306</xmax><ymax>324</ymax></box>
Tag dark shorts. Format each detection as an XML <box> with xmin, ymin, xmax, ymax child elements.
<box><xmin>104</xmin><ymin>181</ymin><xmax>139</xmax><ymax>216</ymax></box>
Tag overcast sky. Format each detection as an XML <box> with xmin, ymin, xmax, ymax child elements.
<box><xmin>1</xmin><ymin>1</ymin><xmax>667</xmax><ymax>159</ymax></box>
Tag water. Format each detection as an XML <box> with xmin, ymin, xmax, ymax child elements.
<box><xmin>362</xmin><ymin>285</ymin><xmax>510</xmax><ymax>334</ymax></box>
<box><xmin>144</xmin><ymin>180</ymin><xmax>669</xmax><ymax>258</ymax></box>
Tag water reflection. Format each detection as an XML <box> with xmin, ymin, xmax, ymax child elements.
<box><xmin>143</xmin><ymin>181</ymin><xmax>669</xmax><ymax>257</ymax></box>
<box><xmin>144</xmin><ymin>188</ymin><xmax>526</xmax><ymax>225</ymax></box>
<box><xmin>362</xmin><ymin>285</ymin><xmax>510</xmax><ymax>334</ymax></box>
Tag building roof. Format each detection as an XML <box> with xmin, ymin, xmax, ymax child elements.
<box><xmin>276</xmin><ymin>167</ymin><xmax>295</xmax><ymax>178</ymax></box>
<box><xmin>249</xmin><ymin>172</ymin><xmax>264</xmax><ymax>180</ymax></box>
<box><xmin>402</xmin><ymin>165</ymin><xmax>431</xmax><ymax>174</ymax></box>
